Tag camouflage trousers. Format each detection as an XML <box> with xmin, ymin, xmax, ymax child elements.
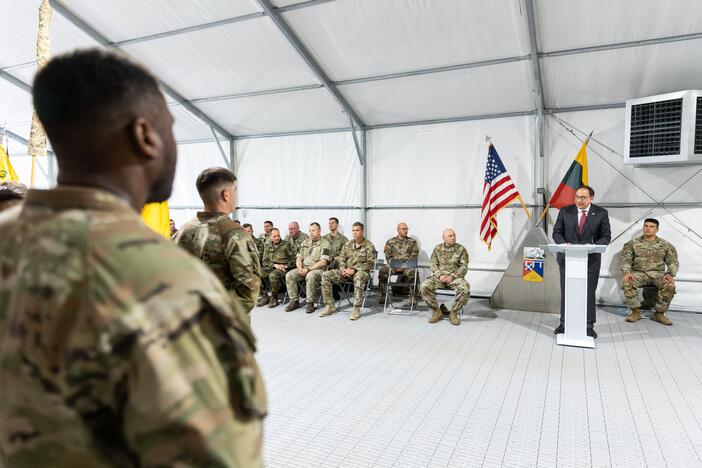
<box><xmin>321</xmin><ymin>269</ymin><xmax>370</xmax><ymax>310</ymax></box>
<box><xmin>286</xmin><ymin>269</ymin><xmax>323</xmax><ymax>302</ymax></box>
<box><xmin>263</xmin><ymin>267</ymin><xmax>291</xmax><ymax>292</ymax></box>
<box><xmin>623</xmin><ymin>271</ymin><xmax>676</xmax><ymax>313</ymax></box>
<box><xmin>378</xmin><ymin>266</ymin><xmax>420</xmax><ymax>297</ymax></box>
<box><xmin>420</xmin><ymin>276</ymin><xmax>470</xmax><ymax>312</ymax></box>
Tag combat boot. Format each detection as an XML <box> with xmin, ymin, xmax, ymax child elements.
<box><xmin>285</xmin><ymin>300</ymin><xmax>300</xmax><ymax>312</ymax></box>
<box><xmin>625</xmin><ymin>308</ymin><xmax>641</xmax><ymax>322</ymax></box>
<box><xmin>319</xmin><ymin>306</ymin><xmax>336</xmax><ymax>317</ymax></box>
<box><xmin>378</xmin><ymin>293</ymin><xmax>386</xmax><ymax>304</ymax></box>
<box><xmin>256</xmin><ymin>295</ymin><xmax>269</xmax><ymax>307</ymax></box>
<box><xmin>440</xmin><ymin>304</ymin><xmax>449</xmax><ymax>315</ymax></box>
<box><xmin>306</xmin><ymin>301</ymin><xmax>315</xmax><ymax>314</ymax></box>
<box><xmin>350</xmin><ymin>308</ymin><xmax>361</xmax><ymax>321</ymax></box>
<box><xmin>428</xmin><ymin>308</ymin><xmax>442</xmax><ymax>323</ymax></box>
<box><xmin>651</xmin><ymin>312</ymin><xmax>673</xmax><ymax>326</ymax></box>
<box><xmin>268</xmin><ymin>286</ymin><xmax>279</xmax><ymax>308</ymax></box>
<box><xmin>449</xmin><ymin>308</ymin><xmax>461</xmax><ymax>326</ymax></box>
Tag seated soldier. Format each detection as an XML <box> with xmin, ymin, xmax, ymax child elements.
<box><xmin>324</xmin><ymin>217</ymin><xmax>348</xmax><ymax>269</ymax></box>
<box><xmin>257</xmin><ymin>228</ymin><xmax>295</xmax><ymax>308</ymax></box>
<box><xmin>320</xmin><ymin>222</ymin><xmax>376</xmax><ymax>321</ymax></box>
<box><xmin>285</xmin><ymin>221</ymin><xmax>309</xmax><ymax>253</ymax></box>
<box><xmin>378</xmin><ymin>222</ymin><xmax>421</xmax><ymax>306</ymax></box>
<box><xmin>285</xmin><ymin>222</ymin><xmax>331</xmax><ymax>314</ymax></box>
<box><xmin>420</xmin><ymin>228</ymin><xmax>470</xmax><ymax>326</ymax></box>
<box><xmin>621</xmin><ymin>218</ymin><xmax>679</xmax><ymax>325</ymax></box>
<box><xmin>243</xmin><ymin>222</ymin><xmax>264</xmax><ymax>260</ymax></box>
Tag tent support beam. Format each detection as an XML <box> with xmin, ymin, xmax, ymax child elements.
<box><xmin>548</xmin><ymin>103</ymin><xmax>625</xmax><ymax>113</ymax></box>
<box><xmin>540</xmin><ymin>31</ymin><xmax>702</xmax><ymax>59</ymax></box>
<box><xmin>49</xmin><ymin>0</ymin><xmax>234</xmax><ymax>140</ymax></box>
<box><xmin>256</xmin><ymin>0</ymin><xmax>366</xmax><ymax>131</ymax></box>
<box><xmin>525</xmin><ymin>0</ymin><xmax>546</xmax><ymax>224</ymax></box>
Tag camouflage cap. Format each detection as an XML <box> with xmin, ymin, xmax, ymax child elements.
<box><xmin>0</xmin><ymin>181</ymin><xmax>28</xmax><ymax>202</ymax></box>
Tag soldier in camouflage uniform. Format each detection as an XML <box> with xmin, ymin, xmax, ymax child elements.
<box><xmin>320</xmin><ymin>221</ymin><xmax>376</xmax><ymax>321</ymax></box>
<box><xmin>378</xmin><ymin>222</ymin><xmax>421</xmax><ymax>305</ymax></box>
<box><xmin>244</xmin><ymin>222</ymin><xmax>264</xmax><ymax>258</ymax></box>
<box><xmin>420</xmin><ymin>228</ymin><xmax>470</xmax><ymax>326</ymax></box>
<box><xmin>620</xmin><ymin>218</ymin><xmax>679</xmax><ymax>325</ymax></box>
<box><xmin>0</xmin><ymin>49</ymin><xmax>266</xmax><ymax>467</ymax></box>
<box><xmin>286</xmin><ymin>222</ymin><xmax>331</xmax><ymax>314</ymax></box>
<box><xmin>285</xmin><ymin>221</ymin><xmax>309</xmax><ymax>254</ymax></box>
<box><xmin>176</xmin><ymin>168</ymin><xmax>262</xmax><ymax>316</ymax></box>
<box><xmin>324</xmin><ymin>216</ymin><xmax>348</xmax><ymax>269</ymax></box>
<box><xmin>259</xmin><ymin>220</ymin><xmax>273</xmax><ymax>245</ymax></box>
<box><xmin>257</xmin><ymin>228</ymin><xmax>296</xmax><ymax>308</ymax></box>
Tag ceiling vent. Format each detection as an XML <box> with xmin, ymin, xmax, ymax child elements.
<box><xmin>624</xmin><ymin>90</ymin><xmax>702</xmax><ymax>165</ymax></box>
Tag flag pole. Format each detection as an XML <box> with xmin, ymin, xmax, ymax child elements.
<box><xmin>537</xmin><ymin>203</ymin><xmax>551</xmax><ymax>223</ymax></box>
<box><xmin>516</xmin><ymin>195</ymin><xmax>532</xmax><ymax>220</ymax></box>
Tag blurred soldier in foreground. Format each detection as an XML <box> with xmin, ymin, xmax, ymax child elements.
<box><xmin>621</xmin><ymin>218</ymin><xmax>679</xmax><ymax>325</ymax></box>
<box><xmin>285</xmin><ymin>222</ymin><xmax>331</xmax><ymax>313</ymax></box>
<box><xmin>320</xmin><ymin>222</ymin><xmax>375</xmax><ymax>321</ymax></box>
<box><xmin>257</xmin><ymin>228</ymin><xmax>295</xmax><ymax>308</ymax></box>
<box><xmin>285</xmin><ymin>221</ymin><xmax>309</xmax><ymax>253</ymax></box>
<box><xmin>378</xmin><ymin>222</ymin><xmax>421</xmax><ymax>306</ymax></box>
<box><xmin>420</xmin><ymin>228</ymin><xmax>470</xmax><ymax>326</ymax></box>
<box><xmin>176</xmin><ymin>167</ymin><xmax>261</xmax><ymax>315</ymax></box>
<box><xmin>324</xmin><ymin>216</ymin><xmax>348</xmax><ymax>269</ymax></box>
<box><xmin>0</xmin><ymin>49</ymin><xmax>266</xmax><ymax>467</ymax></box>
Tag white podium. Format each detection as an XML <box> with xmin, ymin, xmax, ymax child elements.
<box><xmin>543</xmin><ymin>244</ymin><xmax>607</xmax><ymax>349</ymax></box>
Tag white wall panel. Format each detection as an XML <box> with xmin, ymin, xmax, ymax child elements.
<box><xmin>368</xmin><ymin>116</ymin><xmax>535</xmax><ymax>206</ymax></box>
<box><xmin>284</xmin><ymin>0</ymin><xmax>528</xmax><ymax>81</ymax></box>
<box><xmin>169</xmin><ymin>141</ymin><xmax>229</xmax><ymax>207</ymax></box>
<box><xmin>537</xmin><ymin>0</ymin><xmax>702</xmax><ymax>53</ymax></box>
<box><xmin>236</xmin><ymin>208</ymin><xmax>362</xmax><ymax>242</ymax></box>
<box><xmin>62</xmin><ymin>0</ymin><xmax>261</xmax><ymax>42</ymax></box>
<box><xmin>341</xmin><ymin>61</ymin><xmax>534</xmax><ymax>125</ymax></box>
<box><xmin>122</xmin><ymin>17</ymin><xmax>319</xmax><ymax>99</ymax></box>
<box><xmin>542</xmin><ymin>40</ymin><xmax>702</xmax><ymax>109</ymax></box>
<box><xmin>195</xmin><ymin>88</ymin><xmax>348</xmax><ymax>136</ymax></box>
<box><xmin>236</xmin><ymin>132</ymin><xmax>361</xmax><ymax>206</ymax></box>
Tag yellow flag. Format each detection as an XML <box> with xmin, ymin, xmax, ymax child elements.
<box><xmin>141</xmin><ymin>201</ymin><xmax>171</xmax><ymax>238</ymax></box>
<box><xmin>0</xmin><ymin>146</ymin><xmax>20</xmax><ymax>182</ymax></box>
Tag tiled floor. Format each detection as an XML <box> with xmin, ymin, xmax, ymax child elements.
<box><xmin>252</xmin><ymin>296</ymin><xmax>702</xmax><ymax>467</ymax></box>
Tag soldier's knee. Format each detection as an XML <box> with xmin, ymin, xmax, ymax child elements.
<box><xmin>622</xmin><ymin>284</ymin><xmax>637</xmax><ymax>297</ymax></box>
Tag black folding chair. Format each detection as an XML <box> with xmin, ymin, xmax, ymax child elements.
<box><xmin>383</xmin><ymin>258</ymin><xmax>420</xmax><ymax>315</ymax></box>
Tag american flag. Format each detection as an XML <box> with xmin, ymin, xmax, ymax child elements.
<box><xmin>480</xmin><ymin>144</ymin><xmax>521</xmax><ymax>250</ymax></box>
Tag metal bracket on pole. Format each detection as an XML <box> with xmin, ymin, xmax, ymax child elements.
<box><xmin>349</xmin><ymin>116</ymin><xmax>365</xmax><ymax>166</ymax></box>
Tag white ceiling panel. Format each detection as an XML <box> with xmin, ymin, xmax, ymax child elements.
<box><xmin>0</xmin><ymin>0</ymin><xmax>100</xmax><ymax>68</ymax></box>
<box><xmin>194</xmin><ymin>88</ymin><xmax>348</xmax><ymax>135</ymax></box>
<box><xmin>284</xmin><ymin>0</ymin><xmax>529</xmax><ymax>81</ymax></box>
<box><xmin>0</xmin><ymin>78</ymin><xmax>34</xmax><ymax>139</ymax></box>
<box><xmin>543</xmin><ymin>40</ymin><xmax>702</xmax><ymax>109</ymax></box>
<box><xmin>169</xmin><ymin>104</ymin><xmax>219</xmax><ymax>142</ymax></box>
<box><xmin>62</xmin><ymin>0</ymin><xmax>261</xmax><ymax>43</ymax></box>
<box><xmin>537</xmin><ymin>0</ymin><xmax>702</xmax><ymax>53</ymax></box>
<box><xmin>122</xmin><ymin>17</ymin><xmax>319</xmax><ymax>100</ymax></box>
<box><xmin>340</xmin><ymin>60</ymin><xmax>534</xmax><ymax>125</ymax></box>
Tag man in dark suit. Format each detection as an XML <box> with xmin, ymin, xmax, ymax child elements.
<box><xmin>552</xmin><ymin>185</ymin><xmax>611</xmax><ymax>338</ymax></box>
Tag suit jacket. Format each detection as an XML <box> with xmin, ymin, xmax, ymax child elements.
<box><xmin>552</xmin><ymin>203</ymin><xmax>611</xmax><ymax>272</ymax></box>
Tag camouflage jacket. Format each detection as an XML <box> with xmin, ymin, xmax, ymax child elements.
<box><xmin>0</xmin><ymin>187</ymin><xmax>266</xmax><ymax>468</ymax></box>
<box><xmin>253</xmin><ymin>236</ymin><xmax>264</xmax><ymax>259</ymax></box>
<box><xmin>384</xmin><ymin>236</ymin><xmax>419</xmax><ymax>263</ymax></box>
<box><xmin>298</xmin><ymin>237</ymin><xmax>332</xmax><ymax>268</ymax></box>
<box><xmin>284</xmin><ymin>232</ymin><xmax>309</xmax><ymax>254</ymax></box>
<box><xmin>323</xmin><ymin>232</ymin><xmax>348</xmax><ymax>259</ymax></box>
<box><xmin>430</xmin><ymin>243</ymin><xmax>469</xmax><ymax>278</ymax></box>
<box><xmin>176</xmin><ymin>212</ymin><xmax>261</xmax><ymax>313</ymax></box>
<box><xmin>338</xmin><ymin>238</ymin><xmax>376</xmax><ymax>273</ymax></box>
<box><xmin>621</xmin><ymin>236</ymin><xmax>679</xmax><ymax>276</ymax></box>
<box><xmin>262</xmin><ymin>240</ymin><xmax>296</xmax><ymax>270</ymax></box>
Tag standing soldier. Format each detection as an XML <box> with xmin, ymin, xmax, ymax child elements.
<box><xmin>285</xmin><ymin>221</ymin><xmax>309</xmax><ymax>254</ymax></box>
<box><xmin>0</xmin><ymin>49</ymin><xmax>266</xmax><ymax>467</ymax></box>
<box><xmin>176</xmin><ymin>167</ymin><xmax>262</xmax><ymax>316</ymax></box>
<box><xmin>324</xmin><ymin>217</ymin><xmax>348</xmax><ymax>269</ymax></box>
<box><xmin>257</xmin><ymin>228</ymin><xmax>296</xmax><ymax>308</ymax></box>
<box><xmin>320</xmin><ymin>222</ymin><xmax>376</xmax><ymax>321</ymax></box>
<box><xmin>286</xmin><ymin>222</ymin><xmax>331</xmax><ymax>313</ymax></box>
<box><xmin>621</xmin><ymin>218</ymin><xmax>679</xmax><ymax>325</ymax></box>
<box><xmin>378</xmin><ymin>222</ymin><xmax>421</xmax><ymax>305</ymax></box>
<box><xmin>420</xmin><ymin>228</ymin><xmax>470</xmax><ymax>326</ymax></box>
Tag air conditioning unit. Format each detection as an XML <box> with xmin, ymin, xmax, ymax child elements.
<box><xmin>624</xmin><ymin>90</ymin><xmax>702</xmax><ymax>165</ymax></box>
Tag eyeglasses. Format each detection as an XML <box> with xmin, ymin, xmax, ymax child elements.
<box><xmin>575</xmin><ymin>195</ymin><xmax>591</xmax><ymax>200</ymax></box>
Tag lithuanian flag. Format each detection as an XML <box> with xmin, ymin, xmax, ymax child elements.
<box><xmin>141</xmin><ymin>201</ymin><xmax>171</xmax><ymax>238</ymax></box>
<box><xmin>547</xmin><ymin>137</ymin><xmax>589</xmax><ymax>209</ymax></box>
<box><xmin>0</xmin><ymin>145</ymin><xmax>20</xmax><ymax>182</ymax></box>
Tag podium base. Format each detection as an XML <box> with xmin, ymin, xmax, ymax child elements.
<box><xmin>556</xmin><ymin>334</ymin><xmax>595</xmax><ymax>349</ymax></box>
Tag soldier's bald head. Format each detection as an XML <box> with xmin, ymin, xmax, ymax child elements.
<box><xmin>397</xmin><ymin>222</ymin><xmax>408</xmax><ymax>238</ymax></box>
<box><xmin>442</xmin><ymin>228</ymin><xmax>456</xmax><ymax>246</ymax></box>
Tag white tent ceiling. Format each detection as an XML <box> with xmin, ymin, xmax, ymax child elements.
<box><xmin>2</xmin><ymin>0</ymin><xmax>702</xmax><ymax>144</ymax></box>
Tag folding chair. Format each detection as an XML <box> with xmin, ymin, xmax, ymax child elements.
<box><xmin>383</xmin><ymin>258</ymin><xmax>420</xmax><ymax>315</ymax></box>
<box><xmin>337</xmin><ymin>254</ymin><xmax>378</xmax><ymax>311</ymax></box>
